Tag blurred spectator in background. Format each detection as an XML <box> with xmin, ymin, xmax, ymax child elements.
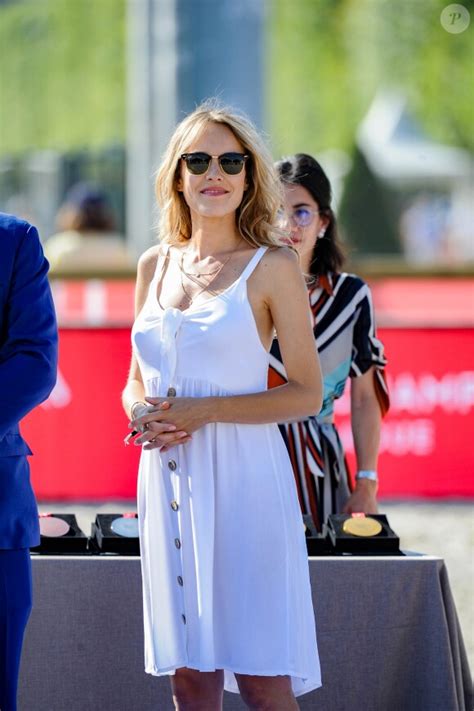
<box><xmin>399</xmin><ymin>193</ymin><xmax>450</xmax><ymax>265</ymax></box>
<box><xmin>45</xmin><ymin>182</ymin><xmax>136</xmax><ymax>273</ymax></box>
<box><xmin>270</xmin><ymin>154</ymin><xmax>390</xmax><ymax>532</ymax></box>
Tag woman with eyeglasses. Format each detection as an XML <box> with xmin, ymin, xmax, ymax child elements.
<box><xmin>270</xmin><ymin>154</ymin><xmax>389</xmax><ymax>532</ymax></box>
<box><xmin>122</xmin><ymin>108</ymin><xmax>322</xmax><ymax>708</ymax></box>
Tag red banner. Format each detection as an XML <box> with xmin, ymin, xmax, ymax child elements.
<box><xmin>337</xmin><ymin>329</ymin><xmax>474</xmax><ymax>498</ymax></box>
<box><xmin>22</xmin><ymin>328</ymin><xmax>474</xmax><ymax>500</ymax></box>
<box><xmin>25</xmin><ymin>329</ymin><xmax>141</xmax><ymax>499</ymax></box>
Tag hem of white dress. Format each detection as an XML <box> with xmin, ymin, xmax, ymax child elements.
<box><xmin>145</xmin><ymin>663</ymin><xmax>321</xmax><ymax>698</ymax></box>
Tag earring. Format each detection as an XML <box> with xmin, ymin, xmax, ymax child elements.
<box><xmin>318</xmin><ymin>228</ymin><xmax>326</xmax><ymax>238</ymax></box>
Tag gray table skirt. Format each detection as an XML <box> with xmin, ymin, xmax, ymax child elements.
<box><xmin>19</xmin><ymin>556</ymin><xmax>472</xmax><ymax>711</ymax></box>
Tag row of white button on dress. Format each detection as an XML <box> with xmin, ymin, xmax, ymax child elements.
<box><xmin>167</xmin><ymin>385</ymin><xmax>186</xmax><ymax>626</ymax></box>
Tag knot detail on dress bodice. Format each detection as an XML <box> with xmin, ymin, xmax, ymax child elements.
<box><xmin>143</xmin><ymin>305</ymin><xmax>185</xmax><ymax>393</ymax></box>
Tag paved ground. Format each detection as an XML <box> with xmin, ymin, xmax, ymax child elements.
<box><xmin>38</xmin><ymin>499</ymin><xmax>474</xmax><ymax>672</ymax></box>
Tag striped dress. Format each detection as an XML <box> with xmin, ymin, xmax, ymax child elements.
<box><xmin>269</xmin><ymin>272</ymin><xmax>389</xmax><ymax>532</ymax></box>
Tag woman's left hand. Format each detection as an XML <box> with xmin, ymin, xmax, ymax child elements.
<box><xmin>131</xmin><ymin>396</ymin><xmax>212</xmax><ymax>439</ymax></box>
<box><xmin>342</xmin><ymin>480</ymin><xmax>379</xmax><ymax>515</ymax></box>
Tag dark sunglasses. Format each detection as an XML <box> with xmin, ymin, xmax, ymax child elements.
<box><xmin>181</xmin><ymin>152</ymin><xmax>248</xmax><ymax>176</ymax></box>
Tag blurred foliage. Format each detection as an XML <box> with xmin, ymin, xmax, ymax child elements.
<box><xmin>267</xmin><ymin>0</ymin><xmax>474</xmax><ymax>156</ymax></box>
<box><xmin>0</xmin><ymin>0</ymin><xmax>126</xmax><ymax>154</ymax></box>
<box><xmin>0</xmin><ymin>0</ymin><xmax>472</xmax><ymax>161</ymax></box>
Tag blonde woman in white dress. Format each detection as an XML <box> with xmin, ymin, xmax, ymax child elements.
<box><xmin>122</xmin><ymin>102</ymin><xmax>323</xmax><ymax>710</ymax></box>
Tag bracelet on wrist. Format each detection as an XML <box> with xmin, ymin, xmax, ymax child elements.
<box><xmin>355</xmin><ymin>470</ymin><xmax>378</xmax><ymax>482</ymax></box>
<box><xmin>130</xmin><ymin>401</ymin><xmax>147</xmax><ymax>420</ymax></box>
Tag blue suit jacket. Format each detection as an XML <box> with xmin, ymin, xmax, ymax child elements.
<box><xmin>0</xmin><ymin>213</ymin><xmax>58</xmax><ymax>549</ymax></box>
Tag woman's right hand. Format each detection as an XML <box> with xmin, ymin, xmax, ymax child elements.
<box><xmin>134</xmin><ymin>422</ymin><xmax>191</xmax><ymax>450</ymax></box>
<box><xmin>130</xmin><ymin>401</ymin><xmax>191</xmax><ymax>450</ymax></box>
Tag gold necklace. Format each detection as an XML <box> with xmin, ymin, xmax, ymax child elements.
<box><xmin>178</xmin><ymin>252</ymin><xmax>227</xmax><ymax>306</ymax></box>
<box><xmin>180</xmin><ymin>251</ymin><xmax>227</xmax><ymax>279</ymax></box>
<box><xmin>178</xmin><ymin>241</ymin><xmax>242</xmax><ymax>307</ymax></box>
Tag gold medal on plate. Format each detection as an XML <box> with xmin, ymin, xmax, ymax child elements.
<box><xmin>342</xmin><ymin>515</ymin><xmax>382</xmax><ymax>537</ymax></box>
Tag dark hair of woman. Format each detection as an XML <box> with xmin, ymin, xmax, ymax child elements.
<box><xmin>276</xmin><ymin>153</ymin><xmax>345</xmax><ymax>278</ymax></box>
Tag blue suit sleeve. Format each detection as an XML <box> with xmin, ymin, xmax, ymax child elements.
<box><xmin>0</xmin><ymin>223</ymin><xmax>58</xmax><ymax>438</ymax></box>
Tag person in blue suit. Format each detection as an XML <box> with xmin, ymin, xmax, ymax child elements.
<box><xmin>0</xmin><ymin>213</ymin><xmax>58</xmax><ymax>711</ymax></box>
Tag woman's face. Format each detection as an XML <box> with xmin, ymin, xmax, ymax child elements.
<box><xmin>282</xmin><ymin>183</ymin><xmax>328</xmax><ymax>262</ymax></box>
<box><xmin>177</xmin><ymin>122</ymin><xmax>247</xmax><ymax>220</ymax></box>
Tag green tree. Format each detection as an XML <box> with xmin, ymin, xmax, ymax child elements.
<box><xmin>267</xmin><ymin>0</ymin><xmax>474</xmax><ymax>155</ymax></box>
<box><xmin>0</xmin><ymin>0</ymin><xmax>126</xmax><ymax>154</ymax></box>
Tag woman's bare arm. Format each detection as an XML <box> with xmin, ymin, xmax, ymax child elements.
<box><xmin>121</xmin><ymin>247</ymin><xmax>159</xmax><ymax>419</ymax></box>
<box><xmin>342</xmin><ymin>366</ymin><xmax>381</xmax><ymax>513</ymax></box>
<box><xmin>351</xmin><ymin>366</ymin><xmax>382</xmax><ymax>472</ymax></box>
<box><xmin>207</xmin><ymin>247</ymin><xmax>322</xmax><ymax>423</ymax></box>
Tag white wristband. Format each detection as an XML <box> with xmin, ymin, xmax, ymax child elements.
<box><xmin>355</xmin><ymin>470</ymin><xmax>378</xmax><ymax>482</ymax></box>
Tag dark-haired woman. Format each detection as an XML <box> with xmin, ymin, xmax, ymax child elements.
<box><xmin>270</xmin><ymin>154</ymin><xmax>389</xmax><ymax>531</ymax></box>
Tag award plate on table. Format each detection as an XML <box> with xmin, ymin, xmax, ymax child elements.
<box><xmin>89</xmin><ymin>513</ymin><xmax>140</xmax><ymax>555</ymax></box>
<box><xmin>325</xmin><ymin>513</ymin><xmax>401</xmax><ymax>555</ymax></box>
<box><xmin>31</xmin><ymin>513</ymin><xmax>88</xmax><ymax>554</ymax></box>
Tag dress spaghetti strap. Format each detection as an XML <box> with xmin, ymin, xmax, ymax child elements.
<box><xmin>152</xmin><ymin>242</ymin><xmax>171</xmax><ymax>284</ymax></box>
<box><xmin>240</xmin><ymin>246</ymin><xmax>268</xmax><ymax>282</ymax></box>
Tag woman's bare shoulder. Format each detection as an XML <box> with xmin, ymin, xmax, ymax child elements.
<box><xmin>253</xmin><ymin>246</ymin><xmax>305</xmax><ymax>307</ymax></box>
<box><xmin>259</xmin><ymin>245</ymin><xmax>299</xmax><ymax>278</ymax></box>
<box><xmin>263</xmin><ymin>245</ymin><xmax>298</xmax><ymax>262</ymax></box>
<box><xmin>137</xmin><ymin>243</ymin><xmax>164</xmax><ymax>282</ymax></box>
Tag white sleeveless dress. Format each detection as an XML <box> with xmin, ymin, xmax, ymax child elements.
<box><xmin>132</xmin><ymin>245</ymin><xmax>321</xmax><ymax>697</ymax></box>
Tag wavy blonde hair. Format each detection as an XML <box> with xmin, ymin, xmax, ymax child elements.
<box><xmin>155</xmin><ymin>100</ymin><xmax>285</xmax><ymax>248</ymax></box>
